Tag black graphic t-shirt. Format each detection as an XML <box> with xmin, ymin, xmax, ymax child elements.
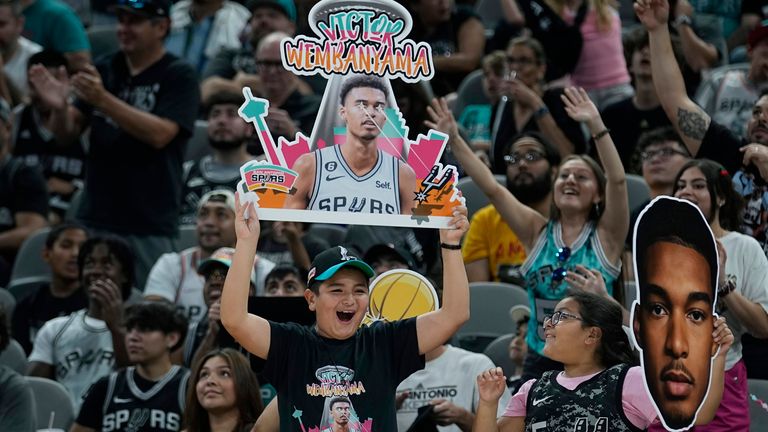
<box><xmin>264</xmin><ymin>318</ymin><xmax>424</xmax><ymax>432</ymax></box>
<box><xmin>74</xmin><ymin>52</ymin><xmax>200</xmax><ymax>236</ymax></box>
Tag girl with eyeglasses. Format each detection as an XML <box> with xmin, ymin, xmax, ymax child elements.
<box><xmin>472</xmin><ymin>291</ymin><xmax>733</xmax><ymax>432</ymax></box>
<box><xmin>671</xmin><ymin>158</ymin><xmax>768</xmax><ymax>431</ymax></box>
<box><xmin>427</xmin><ymin>87</ymin><xmax>628</xmax><ymax>383</ymax></box>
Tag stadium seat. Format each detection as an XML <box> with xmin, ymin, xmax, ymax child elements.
<box><xmin>452</xmin><ymin>70</ymin><xmax>489</xmax><ymax>120</ymax></box>
<box><xmin>456</xmin><ymin>175</ymin><xmax>505</xmax><ymax>220</ymax></box>
<box><xmin>308</xmin><ymin>224</ymin><xmax>348</xmax><ymax>247</ymax></box>
<box><xmin>9</xmin><ymin>227</ymin><xmax>51</xmax><ymax>286</ymax></box>
<box><xmin>483</xmin><ymin>333</ymin><xmax>517</xmax><ymax>377</ymax></box>
<box><xmin>26</xmin><ymin>376</ymin><xmax>76</xmax><ymax>430</ymax></box>
<box><xmin>0</xmin><ymin>288</ymin><xmax>15</xmax><ymax>318</ymax></box>
<box><xmin>748</xmin><ymin>379</ymin><xmax>768</xmax><ymax>432</ymax></box>
<box><xmin>184</xmin><ymin>120</ymin><xmax>211</xmax><ymax>163</ymax></box>
<box><xmin>454</xmin><ymin>282</ymin><xmax>528</xmax><ymax>352</ymax></box>
<box><xmin>87</xmin><ymin>25</ymin><xmax>119</xmax><ymax>60</ymax></box>
<box><xmin>626</xmin><ymin>174</ymin><xmax>651</xmax><ymax>214</ymax></box>
<box><xmin>0</xmin><ymin>339</ymin><xmax>27</xmax><ymax>375</ymax></box>
<box><xmin>474</xmin><ymin>0</ymin><xmax>503</xmax><ymax>35</ymax></box>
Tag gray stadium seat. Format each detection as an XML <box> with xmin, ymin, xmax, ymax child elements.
<box><xmin>454</xmin><ymin>282</ymin><xmax>529</xmax><ymax>352</ymax></box>
<box><xmin>457</xmin><ymin>175</ymin><xmax>505</xmax><ymax>220</ymax></box>
<box><xmin>626</xmin><ymin>174</ymin><xmax>651</xmax><ymax>214</ymax></box>
<box><xmin>9</xmin><ymin>227</ymin><xmax>51</xmax><ymax>286</ymax></box>
<box><xmin>0</xmin><ymin>288</ymin><xmax>15</xmax><ymax>319</ymax></box>
<box><xmin>0</xmin><ymin>339</ymin><xmax>27</xmax><ymax>375</ymax></box>
<box><xmin>177</xmin><ymin>225</ymin><xmax>198</xmax><ymax>252</ymax></box>
<box><xmin>452</xmin><ymin>70</ymin><xmax>489</xmax><ymax>120</ymax></box>
<box><xmin>26</xmin><ymin>376</ymin><xmax>76</xmax><ymax>430</ymax></box>
<box><xmin>483</xmin><ymin>333</ymin><xmax>517</xmax><ymax>377</ymax></box>
<box><xmin>87</xmin><ymin>25</ymin><xmax>119</xmax><ymax>60</ymax></box>
<box><xmin>474</xmin><ymin>0</ymin><xmax>503</xmax><ymax>35</ymax></box>
<box><xmin>748</xmin><ymin>379</ymin><xmax>768</xmax><ymax>432</ymax></box>
<box><xmin>184</xmin><ymin>120</ymin><xmax>211</xmax><ymax>163</ymax></box>
<box><xmin>308</xmin><ymin>224</ymin><xmax>348</xmax><ymax>247</ymax></box>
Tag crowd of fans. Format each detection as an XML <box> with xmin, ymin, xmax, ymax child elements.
<box><xmin>0</xmin><ymin>0</ymin><xmax>767</xmax><ymax>430</ymax></box>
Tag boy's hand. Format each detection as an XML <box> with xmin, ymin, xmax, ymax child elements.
<box><xmin>439</xmin><ymin>205</ymin><xmax>469</xmax><ymax>245</ymax></box>
<box><xmin>234</xmin><ymin>192</ymin><xmax>261</xmax><ymax>241</ymax></box>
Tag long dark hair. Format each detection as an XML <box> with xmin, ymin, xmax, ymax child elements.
<box><xmin>185</xmin><ymin>349</ymin><xmax>264</xmax><ymax>432</ymax></box>
<box><xmin>673</xmin><ymin>159</ymin><xmax>744</xmax><ymax>231</ymax></box>
<box><xmin>568</xmin><ymin>291</ymin><xmax>636</xmax><ymax>368</ymax></box>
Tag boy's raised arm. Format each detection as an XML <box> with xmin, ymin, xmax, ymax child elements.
<box><xmin>220</xmin><ymin>193</ymin><xmax>272</xmax><ymax>359</ymax></box>
<box><xmin>416</xmin><ymin>206</ymin><xmax>471</xmax><ymax>354</ymax></box>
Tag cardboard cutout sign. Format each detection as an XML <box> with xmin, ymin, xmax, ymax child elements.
<box><xmin>362</xmin><ymin>268</ymin><xmax>438</xmax><ymax>326</ymax></box>
<box><xmin>631</xmin><ymin>196</ymin><xmax>720</xmax><ymax>431</ymax></box>
<box><xmin>237</xmin><ymin>0</ymin><xmax>463</xmax><ymax>228</ymax></box>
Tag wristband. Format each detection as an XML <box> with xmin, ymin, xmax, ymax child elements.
<box><xmin>440</xmin><ymin>242</ymin><xmax>462</xmax><ymax>250</ymax></box>
<box><xmin>674</xmin><ymin>15</ymin><xmax>692</xmax><ymax>27</ymax></box>
<box><xmin>592</xmin><ymin>128</ymin><xmax>611</xmax><ymax>141</ymax></box>
<box><xmin>533</xmin><ymin>105</ymin><xmax>550</xmax><ymax>120</ymax></box>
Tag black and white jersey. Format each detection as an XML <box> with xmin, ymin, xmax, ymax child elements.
<box><xmin>98</xmin><ymin>366</ymin><xmax>190</xmax><ymax>432</ymax></box>
<box><xmin>308</xmin><ymin>145</ymin><xmax>401</xmax><ymax>214</ymax></box>
<box><xmin>524</xmin><ymin>364</ymin><xmax>641</xmax><ymax>432</ymax></box>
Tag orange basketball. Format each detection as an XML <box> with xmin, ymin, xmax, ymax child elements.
<box><xmin>362</xmin><ymin>269</ymin><xmax>438</xmax><ymax>326</ymax></box>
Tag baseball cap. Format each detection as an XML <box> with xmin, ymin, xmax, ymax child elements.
<box><xmin>248</xmin><ymin>0</ymin><xmax>297</xmax><ymax>22</ymax></box>
<box><xmin>198</xmin><ymin>189</ymin><xmax>236</xmax><ymax>213</ymax></box>
<box><xmin>748</xmin><ymin>19</ymin><xmax>768</xmax><ymax>49</ymax></box>
<box><xmin>307</xmin><ymin>246</ymin><xmax>375</xmax><ymax>287</ymax></box>
<box><xmin>363</xmin><ymin>243</ymin><xmax>417</xmax><ymax>270</ymax></box>
<box><xmin>634</xmin><ymin>196</ymin><xmax>718</xmax><ymax>296</ymax></box>
<box><xmin>112</xmin><ymin>0</ymin><xmax>171</xmax><ymax>18</ymax></box>
<box><xmin>509</xmin><ymin>305</ymin><xmax>530</xmax><ymax>324</ymax></box>
<box><xmin>198</xmin><ymin>247</ymin><xmax>259</xmax><ymax>286</ymax></box>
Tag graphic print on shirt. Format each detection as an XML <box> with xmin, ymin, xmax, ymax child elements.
<box><xmin>296</xmin><ymin>365</ymin><xmax>372</xmax><ymax>432</ymax></box>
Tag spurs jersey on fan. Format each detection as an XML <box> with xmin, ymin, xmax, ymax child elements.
<box><xmin>99</xmin><ymin>366</ymin><xmax>189</xmax><ymax>432</ymax></box>
<box><xmin>308</xmin><ymin>145</ymin><xmax>401</xmax><ymax>214</ymax></box>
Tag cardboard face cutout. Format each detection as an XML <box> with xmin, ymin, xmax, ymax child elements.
<box><xmin>237</xmin><ymin>0</ymin><xmax>463</xmax><ymax>228</ymax></box>
<box><xmin>631</xmin><ymin>196</ymin><xmax>719</xmax><ymax>431</ymax></box>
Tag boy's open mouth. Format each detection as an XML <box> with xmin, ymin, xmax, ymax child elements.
<box><xmin>337</xmin><ymin>311</ymin><xmax>355</xmax><ymax>322</ymax></box>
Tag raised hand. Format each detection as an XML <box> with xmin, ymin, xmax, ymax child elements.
<box><xmin>477</xmin><ymin>367</ymin><xmax>507</xmax><ymax>403</ymax></box>
<box><xmin>565</xmin><ymin>265</ymin><xmax>608</xmax><ymax>296</ymax></box>
<box><xmin>234</xmin><ymin>192</ymin><xmax>261</xmax><ymax>242</ymax></box>
<box><xmin>634</xmin><ymin>0</ymin><xmax>670</xmax><ymax>31</ymax></box>
<box><xmin>71</xmin><ymin>64</ymin><xmax>108</xmax><ymax>108</ymax></box>
<box><xmin>425</xmin><ymin>97</ymin><xmax>460</xmax><ymax>139</ymax></box>
<box><xmin>90</xmin><ymin>278</ymin><xmax>124</xmax><ymax>330</ymax></box>
<box><xmin>561</xmin><ymin>87</ymin><xmax>600</xmax><ymax>125</ymax></box>
<box><xmin>28</xmin><ymin>64</ymin><xmax>70</xmax><ymax>110</ymax></box>
<box><xmin>741</xmin><ymin>144</ymin><xmax>768</xmax><ymax>182</ymax></box>
<box><xmin>439</xmin><ymin>205</ymin><xmax>469</xmax><ymax>245</ymax></box>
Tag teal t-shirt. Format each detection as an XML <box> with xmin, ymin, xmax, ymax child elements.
<box><xmin>521</xmin><ymin>220</ymin><xmax>621</xmax><ymax>355</ymax></box>
<box><xmin>22</xmin><ymin>0</ymin><xmax>90</xmax><ymax>53</ymax></box>
<box><xmin>457</xmin><ymin>104</ymin><xmax>492</xmax><ymax>143</ymax></box>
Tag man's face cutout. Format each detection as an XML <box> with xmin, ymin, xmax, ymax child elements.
<box><xmin>633</xmin><ymin>240</ymin><xmax>717</xmax><ymax>430</ymax></box>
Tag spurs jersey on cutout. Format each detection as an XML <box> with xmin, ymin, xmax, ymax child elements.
<box><xmin>308</xmin><ymin>145</ymin><xmax>401</xmax><ymax>214</ymax></box>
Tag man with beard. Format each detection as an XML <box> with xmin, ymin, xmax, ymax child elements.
<box><xmin>462</xmin><ymin>132</ymin><xmax>559</xmax><ymax>283</ymax></box>
<box><xmin>179</xmin><ymin>91</ymin><xmax>255</xmax><ymax>225</ymax></box>
<box><xmin>145</xmin><ymin>190</ymin><xmax>275</xmax><ymax>323</ymax></box>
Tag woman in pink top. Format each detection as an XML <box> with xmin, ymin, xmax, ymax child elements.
<box><xmin>471</xmin><ymin>291</ymin><xmax>733</xmax><ymax>432</ymax></box>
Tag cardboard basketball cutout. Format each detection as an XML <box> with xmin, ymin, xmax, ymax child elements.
<box><xmin>236</xmin><ymin>0</ymin><xmax>463</xmax><ymax>228</ymax></box>
<box><xmin>362</xmin><ymin>268</ymin><xmax>438</xmax><ymax>326</ymax></box>
<box><xmin>630</xmin><ymin>196</ymin><xmax>720</xmax><ymax>431</ymax></box>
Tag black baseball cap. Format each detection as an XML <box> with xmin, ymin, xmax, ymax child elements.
<box><xmin>307</xmin><ymin>246</ymin><xmax>375</xmax><ymax>286</ymax></box>
<box><xmin>247</xmin><ymin>0</ymin><xmax>297</xmax><ymax>22</ymax></box>
<box><xmin>112</xmin><ymin>0</ymin><xmax>171</xmax><ymax>18</ymax></box>
<box><xmin>634</xmin><ymin>196</ymin><xmax>718</xmax><ymax>296</ymax></box>
<box><xmin>363</xmin><ymin>243</ymin><xmax>417</xmax><ymax>270</ymax></box>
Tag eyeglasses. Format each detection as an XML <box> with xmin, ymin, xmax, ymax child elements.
<box><xmin>255</xmin><ymin>60</ymin><xmax>284</xmax><ymax>71</ymax></box>
<box><xmin>506</xmin><ymin>56</ymin><xmax>537</xmax><ymax>66</ymax></box>
<box><xmin>543</xmin><ymin>310</ymin><xmax>583</xmax><ymax>327</ymax></box>
<box><xmin>551</xmin><ymin>246</ymin><xmax>571</xmax><ymax>284</ymax></box>
<box><xmin>504</xmin><ymin>151</ymin><xmax>544</xmax><ymax>166</ymax></box>
<box><xmin>640</xmin><ymin>148</ymin><xmax>688</xmax><ymax>162</ymax></box>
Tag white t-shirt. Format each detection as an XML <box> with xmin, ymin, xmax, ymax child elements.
<box><xmin>719</xmin><ymin>231</ymin><xmax>768</xmax><ymax>369</ymax></box>
<box><xmin>396</xmin><ymin>345</ymin><xmax>510</xmax><ymax>432</ymax></box>
<box><xmin>3</xmin><ymin>37</ymin><xmax>43</xmax><ymax>95</ymax></box>
<box><xmin>694</xmin><ymin>68</ymin><xmax>766</xmax><ymax>138</ymax></box>
<box><xmin>144</xmin><ymin>246</ymin><xmax>276</xmax><ymax>322</ymax></box>
<box><xmin>28</xmin><ymin>309</ymin><xmax>115</xmax><ymax>412</ymax></box>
